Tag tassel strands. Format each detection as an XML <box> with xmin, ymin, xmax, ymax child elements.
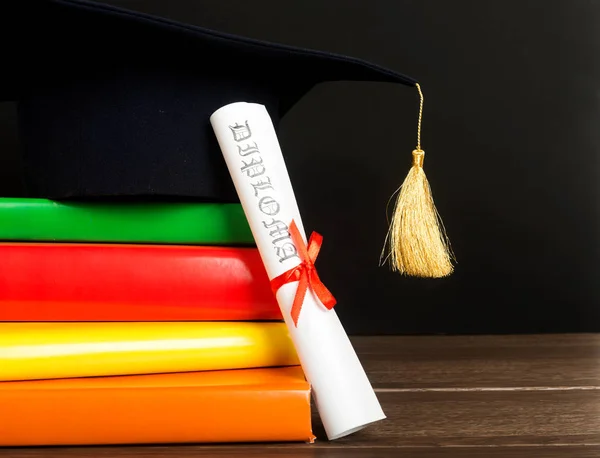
<box><xmin>382</xmin><ymin>83</ymin><xmax>454</xmax><ymax>278</ymax></box>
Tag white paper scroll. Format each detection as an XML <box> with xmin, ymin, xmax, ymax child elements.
<box><xmin>210</xmin><ymin>102</ymin><xmax>385</xmax><ymax>440</ymax></box>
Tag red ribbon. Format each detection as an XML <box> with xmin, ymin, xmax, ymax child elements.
<box><xmin>270</xmin><ymin>220</ymin><xmax>337</xmax><ymax>327</ymax></box>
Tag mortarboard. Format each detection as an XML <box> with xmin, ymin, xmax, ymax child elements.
<box><xmin>3</xmin><ymin>0</ymin><xmax>453</xmax><ymax>277</ymax></box>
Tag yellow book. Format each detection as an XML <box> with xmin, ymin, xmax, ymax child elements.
<box><xmin>0</xmin><ymin>322</ymin><xmax>299</xmax><ymax>381</ymax></box>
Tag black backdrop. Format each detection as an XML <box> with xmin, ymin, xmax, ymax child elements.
<box><xmin>1</xmin><ymin>0</ymin><xmax>599</xmax><ymax>334</ymax></box>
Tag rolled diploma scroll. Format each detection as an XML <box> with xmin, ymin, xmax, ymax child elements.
<box><xmin>210</xmin><ymin>102</ymin><xmax>385</xmax><ymax>440</ymax></box>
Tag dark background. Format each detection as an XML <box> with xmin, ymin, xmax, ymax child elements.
<box><xmin>1</xmin><ymin>0</ymin><xmax>599</xmax><ymax>334</ymax></box>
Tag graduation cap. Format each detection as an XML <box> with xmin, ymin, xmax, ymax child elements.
<box><xmin>3</xmin><ymin>0</ymin><xmax>454</xmax><ymax>277</ymax></box>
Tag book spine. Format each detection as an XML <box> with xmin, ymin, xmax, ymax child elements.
<box><xmin>0</xmin><ymin>322</ymin><xmax>299</xmax><ymax>381</ymax></box>
<box><xmin>0</xmin><ymin>198</ymin><xmax>253</xmax><ymax>245</ymax></box>
<box><xmin>0</xmin><ymin>243</ymin><xmax>282</xmax><ymax>321</ymax></box>
<box><xmin>0</xmin><ymin>368</ymin><xmax>314</xmax><ymax>445</ymax></box>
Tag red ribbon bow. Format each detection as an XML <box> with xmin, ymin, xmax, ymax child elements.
<box><xmin>270</xmin><ymin>219</ymin><xmax>337</xmax><ymax>327</ymax></box>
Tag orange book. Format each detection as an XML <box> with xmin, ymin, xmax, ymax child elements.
<box><xmin>0</xmin><ymin>366</ymin><xmax>314</xmax><ymax>446</ymax></box>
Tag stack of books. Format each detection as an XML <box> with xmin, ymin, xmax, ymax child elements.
<box><xmin>0</xmin><ymin>198</ymin><xmax>314</xmax><ymax>445</ymax></box>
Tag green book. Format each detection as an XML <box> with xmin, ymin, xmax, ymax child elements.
<box><xmin>0</xmin><ymin>198</ymin><xmax>253</xmax><ymax>245</ymax></box>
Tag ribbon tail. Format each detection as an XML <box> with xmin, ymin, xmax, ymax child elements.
<box><xmin>308</xmin><ymin>269</ymin><xmax>337</xmax><ymax>310</ymax></box>
<box><xmin>307</xmin><ymin>232</ymin><xmax>323</xmax><ymax>262</ymax></box>
<box><xmin>290</xmin><ymin>271</ymin><xmax>309</xmax><ymax>327</ymax></box>
<box><xmin>289</xmin><ymin>220</ymin><xmax>310</xmax><ymax>260</ymax></box>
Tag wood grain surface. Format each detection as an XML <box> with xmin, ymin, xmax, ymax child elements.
<box><xmin>4</xmin><ymin>446</ymin><xmax>600</xmax><ymax>458</ymax></box>
<box><xmin>3</xmin><ymin>334</ymin><xmax>600</xmax><ymax>457</ymax></box>
<box><xmin>354</xmin><ymin>334</ymin><xmax>600</xmax><ymax>389</ymax></box>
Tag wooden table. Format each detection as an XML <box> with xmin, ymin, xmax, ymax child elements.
<box><xmin>4</xmin><ymin>334</ymin><xmax>600</xmax><ymax>457</ymax></box>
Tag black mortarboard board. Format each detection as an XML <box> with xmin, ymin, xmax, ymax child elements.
<box><xmin>3</xmin><ymin>0</ymin><xmax>416</xmax><ymax>201</ymax></box>
<box><xmin>3</xmin><ymin>0</ymin><xmax>454</xmax><ymax>278</ymax></box>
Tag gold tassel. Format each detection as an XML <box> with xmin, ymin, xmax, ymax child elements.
<box><xmin>381</xmin><ymin>83</ymin><xmax>454</xmax><ymax>278</ymax></box>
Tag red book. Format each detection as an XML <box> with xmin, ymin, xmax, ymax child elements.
<box><xmin>0</xmin><ymin>243</ymin><xmax>282</xmax><ymax>321</ymax></box>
